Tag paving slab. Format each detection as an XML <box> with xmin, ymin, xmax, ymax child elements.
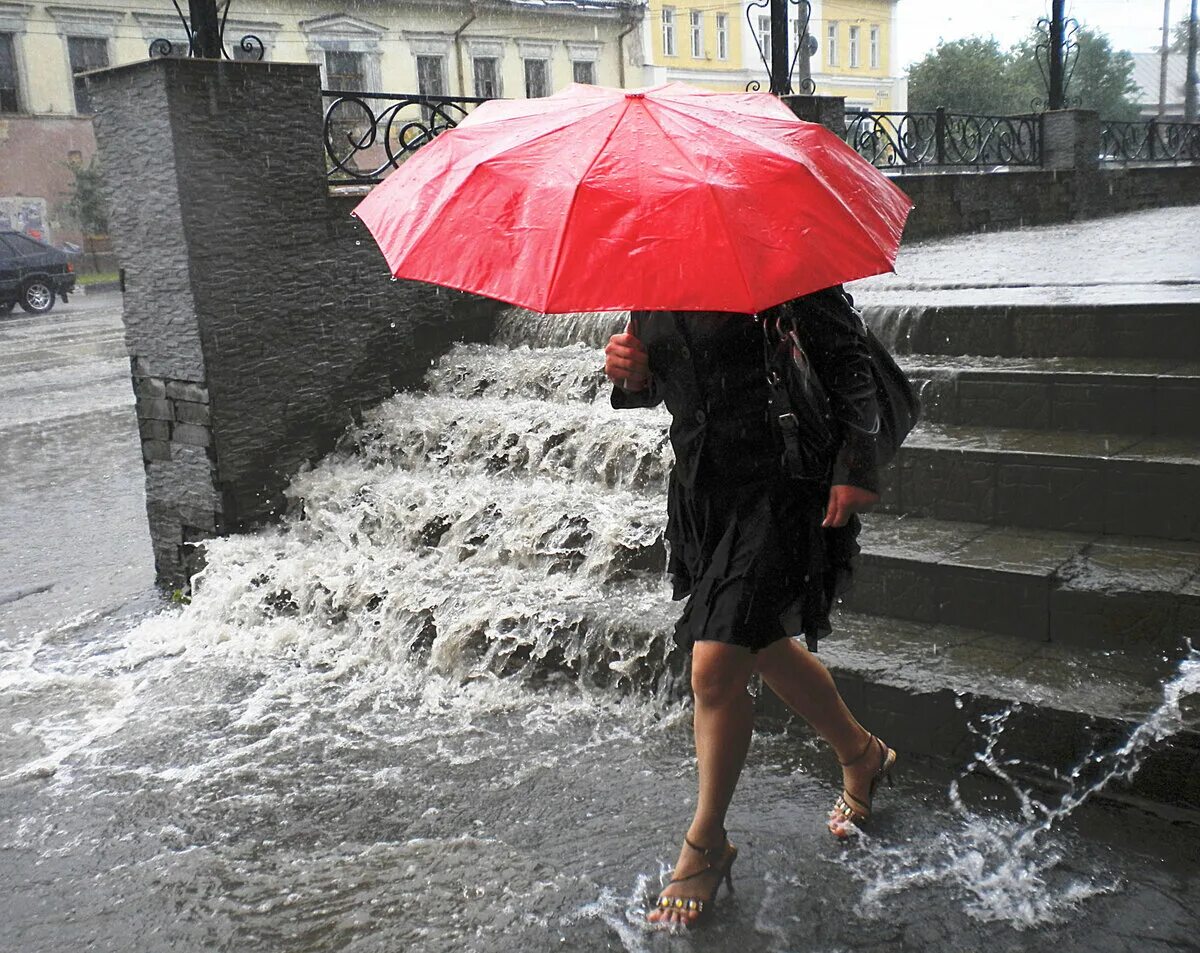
<box><xmin>853</xmin><ymin>514</ymin><xmax>1200</xmax><ymax>651</ymax></box>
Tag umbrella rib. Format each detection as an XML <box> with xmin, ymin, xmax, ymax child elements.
<box><xmin>542</xmin><ymin>98</ymin><xmax>634</xmax><ymax>313</ymax></box>
<box><xmin>650</xmin><ymin>100</ymin><xmax>905</xmax><ymax>266</ymax></box>
<box><xmin>639</xmin><ymin>103</ymin><xmax>757</xmax><ymax>311</ymax></box>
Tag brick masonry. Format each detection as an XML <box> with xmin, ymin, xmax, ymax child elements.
<box><xmin>87</xmin><ymin>59</ymin><xmax>502</xmax><ymax>588</ymax></box>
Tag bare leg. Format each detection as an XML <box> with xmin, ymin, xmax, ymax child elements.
<box><xmin>754</xmin><ymin>638</ymin><xmax>884</xmax><ymax>831</ymax></box>
<box><xmin>648</xmin><ymin>641</ymin><xmax>756</xmax><ymax>928</ymax></box>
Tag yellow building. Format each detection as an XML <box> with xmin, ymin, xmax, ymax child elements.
<box><xmin>638</xmin><ymin>0</ymin><xmax>750</xmax><ymax>91</ymax></box>
<box><xmin>810</xmin><ymin>0</ymin><xmax>903</xmax><ymax>111</ymax></box>
<box><xmin>635</xmin><ymin>0</ymin><xmax>902</xmax><ymax>106</ymax></box>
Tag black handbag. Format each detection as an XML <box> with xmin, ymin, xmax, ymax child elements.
<box><xmin>760</xmin><ymin>298</ymin><xmax>920</xmax><ymax>481</ymax></box>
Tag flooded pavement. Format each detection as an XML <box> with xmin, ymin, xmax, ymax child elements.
<box><xmin>850</xmin><ymin>205</ymin><xmax>1200</xmax><ymax>307</ymax></box>
<box><xmin>0</xmin><ymin>293</ymin><xmax>159</xmax><ymax>639</ymax></box>
<box><xmin>2</xmin><ymin>600</ymin><xmax>1198</xmax><ymax>953</ymax></box>
<box><xmin>3</xmin><ymin>281</ymin><xmax>1200</xmax><ymax>952</ymax></box>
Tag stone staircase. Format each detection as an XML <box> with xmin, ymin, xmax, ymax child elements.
<box><xmin>809</xmin><ymin>301</ymin><xmax>1200</xmax><ymax>809</ymax></box>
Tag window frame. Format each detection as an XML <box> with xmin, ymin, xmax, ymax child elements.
<box><xmin>826</xmin><ymin>21</ymin><xmax>838</xmax><ymax>67</ymax></box>
<box><xmin>67</xmin><ymin>35</ymin><xmax>109</xmax><ymax>114</ymax></box>
<box><xmin>0</xmin><ymin>31</ymin><xmax>21</xmax><ymax>114</ymax></box>
<box><xmin>869</xmin><ymin>24</ymin><xmax>880</xmax><ymax>69</ymax></box>
<box><xmin>572</xmin><ymin>59</ymin><xmax>595</xmax><ymax>85</ymax></box>
<box><xmin>689</xmin><ymin>10</ymin><xmax>702</xmax><ymax>58</ymax></box>
<box><xmin>324</xmin><ymin>49</ymin><xmax>366</xmax><ymax>92</ymax></box>
<box><xmin>523</xmin><ymin>57</ymin><xmax>549</xmax><ymax>98</ymax></box>
<box><xmin>849</xmin><ymin>25</ymin><xmax>860</xmax><ymax>68</ymax></box>
<box><xmin>757</xmin><ymin>15</ymin><xmax>771</xmax><ymax>60</ymax></box>
<box><xmin>662</xmin><ymin>7</ymin><xmax>676</xmax><ymax>57</ymax></box>
<box><xmin>415</xmin><ymin>53</ymin><xmax>447</xmax><ymax>98</ymax></box>
<box><xmin>715</xmin><ymin>13</ymin><xmax>728</xmax><ymax>61</ymax></box>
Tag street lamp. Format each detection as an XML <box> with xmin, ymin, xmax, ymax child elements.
<box><xmin>148</xmin><ymin>0</ymin><xmax>264</xmax><ymax>61</ymax></box>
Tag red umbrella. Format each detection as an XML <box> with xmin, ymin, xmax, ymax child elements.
<box><xmin>353</xmin><ymin>82</ymin><xmax>912</xmax><ymax>314</ymax></box>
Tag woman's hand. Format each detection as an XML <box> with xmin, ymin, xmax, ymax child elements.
<box><xmin>822</xmin><ymin>484</ymin><xmax>880</xmax><ymax>528</ymax></box>
<box><xmin>605</xmin><ymin>332</ymin><xmax>650</xmax><ymax>392</ymax></box>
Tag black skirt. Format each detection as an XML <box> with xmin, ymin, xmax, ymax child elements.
<box><xmin>666</xmin><ymin>470</ymin><xmax>861</xmax><ymax>654</ymax></box>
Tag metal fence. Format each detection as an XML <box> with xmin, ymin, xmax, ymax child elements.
<box><xmin>323</xmin><ymin>91</ymin><xmax>1200</xmax><ymax>183</ymax></box>
<box><xmin>1100</xmin><ymin>119</ymin><xmax>1200</xmax><ymax>164</ymax></box>
<box><xmin>323</xmin><ymin>90</ymin><xmax>494</xmax><ymax>185</ymax></box>
<box><xmin>843</xmin><ymin>107</ymin><xmax>1042</xmax><ymax>170</ymax></box>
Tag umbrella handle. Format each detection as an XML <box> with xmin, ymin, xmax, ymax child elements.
<box><xmin>621</xmin><ymin>311</ymin><xmax>642</xmax><ymax>391</ymax></box>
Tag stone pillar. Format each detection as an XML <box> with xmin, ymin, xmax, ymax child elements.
<box><xmin>780</xmin><ymin>94</ymin><xmax>847</xmax><ymax>137</ymax></box>
<box><xmin>1041</xmin><ymin>108</ymin><xmax>1101</xmax><ymax>171</ymax></box>
<box><xmin>86</xmin><ymin>59</ymin><xmax>498</xmax><ymax>588</ymax></box>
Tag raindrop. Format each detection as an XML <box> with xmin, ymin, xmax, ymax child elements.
<box><xmin>355</xmin><ymin>240</ymin><xmax>361</xmax><ymax>246</ymax></box>
<box><xmin>389</xmin><ymin>322</ymin><xmax>396</xmax><ymax>328</ymax></box>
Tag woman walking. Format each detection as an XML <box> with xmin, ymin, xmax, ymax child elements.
<box><xmin>604</xmin><ymin>285</ymin><xmax>897</xmax><ymax>929</ymax></box>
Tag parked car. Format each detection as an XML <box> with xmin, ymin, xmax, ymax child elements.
<box><xmin>0</xmin><ymin>231</ymin><xmax>77</xmax><ymax>315</ymax></box>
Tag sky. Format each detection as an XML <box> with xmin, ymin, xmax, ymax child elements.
<box><xmin>896</xmin><ymin>0</ymin><xmax>1177</xmax><ymax>67</ymax></box>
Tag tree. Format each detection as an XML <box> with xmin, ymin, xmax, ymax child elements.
<box><xmin>907</xmin><ymin>37</ymin><xmax>1036</xmax><ymax>114</ymax></box>
<box><xmin>1010</xmin><ymin>27</ymin><xmax>1142</xmax><ymax>120</ymax></box>
<box><xmin>60</xmin><ymin>157</ymin><xmax>110</xmax><ymax>273</ymax></box>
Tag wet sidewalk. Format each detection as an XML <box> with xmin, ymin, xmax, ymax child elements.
<box><xmin>849</xmin><ymin>205</ymin><xmax>1200</xmax><ymax>307</ymax></box>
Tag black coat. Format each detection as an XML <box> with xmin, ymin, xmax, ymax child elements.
<box><xmin>611</xmin><ymin>286</ymin><xmax>880</xmax><ymax>494</ymax></box>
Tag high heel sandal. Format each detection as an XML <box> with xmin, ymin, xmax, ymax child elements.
<box><xmin>828</xmin><ymin>733</ymin><xmax>896</xmax><ymax>839</ymax></box>
<box><xmin>651</xmin><ymin>833</ymin><xmax>737</xmax><ymax>925</ymax></box>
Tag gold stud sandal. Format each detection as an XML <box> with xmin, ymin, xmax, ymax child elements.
<box><xmin>651</xmin><ymin>833</ymin><xmax>737</xmax><ymax>925</ymax></box>
<box><xmin>828</xmin><ymin>733</ymin><xmax>896</xmax><ymax>839</ymax></box>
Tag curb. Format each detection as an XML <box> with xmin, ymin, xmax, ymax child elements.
<box><xmin>78</xmin><ymin>282</ymin><xmax>122</xmax><ymax>296</ymax></box>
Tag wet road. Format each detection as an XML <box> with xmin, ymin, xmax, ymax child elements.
<box><xmin>0</xmin><ymin>291</ymin><xmax>159</xmax><ymax>638</ymax></box>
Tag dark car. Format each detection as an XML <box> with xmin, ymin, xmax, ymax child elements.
<box><xmin>0</xmin><ymin>231</ymin><xmax>77</xmax><ymax>315</ymax></box>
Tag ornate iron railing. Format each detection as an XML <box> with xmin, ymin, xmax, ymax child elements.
<box><xmin>843</xmin><ymin>108</ymin><xmax>1042</xmax><ymax>170</ymax></box>
<box><xmin>323</xmin><ymin>90</ymin><xmax>494</xmax><ymax>185</ymax></box>
<box><xmin>1100</xmin><ymin>119</ymin><xmax>1200</xmax><ymax>163</ymax></box>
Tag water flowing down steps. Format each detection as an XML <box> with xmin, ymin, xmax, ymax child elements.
<box><xmin>257</xmin><ymin>299</ymin><xmax>1200</xmax><ymax>811</ymax></box>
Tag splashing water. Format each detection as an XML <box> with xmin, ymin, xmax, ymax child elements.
<box><xmin>841</xmin><ymin>648</ymin><xmax>1200</xmax><ymax>929</ymax></box>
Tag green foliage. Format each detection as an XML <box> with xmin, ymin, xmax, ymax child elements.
<box><xmin>60</xmin><ymin>157</ymin><xmax>110</xmax><ymax>238</ymax></box>
<box><xmin>908</xmin><ymin>38</ymin><xmax>1034</xmax><ymax>115</ymax></box>
<box><xmin>1171</xmin><ymin>17</ymin><xmax>1195</xmax><ymax>54</ymax></box>
<box><xmin>1011</xmin><ymin>27</ymin><xmax>1141</xmax><ymax>121</ymax></box>
<box><xmin>170</xmin><ymin>588</ymin><xmax>192</xmax><ymax>605</ymax></box>
<box><xmin>908</xmin><ymin>28</ymin><xmax>1142</xmax><ymax>120</ymax></box>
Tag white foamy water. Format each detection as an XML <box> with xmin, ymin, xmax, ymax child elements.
<box><xmin>4</xmin><ymin>306</ymin><xmax>1199</xmax><ymax>952</ymax></box>
<box><xmin>839</xmin><ymin>648</ymin><xmax>1200</xmax><ymax>929</ymax></box>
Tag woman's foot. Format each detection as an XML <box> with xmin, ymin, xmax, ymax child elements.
<box><xmin>828</xmin><ymin>732</ymin><xmax>895</xmax><ymax>838</ymax></box>
<box><xmin>646</xmin><ymin>832</ymin><xmax>737</xmax><ymax>928</ymax></box>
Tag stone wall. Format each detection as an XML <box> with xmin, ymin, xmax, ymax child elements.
<box><xmin>88</xmin><ymin>59</ymin><xmax>500</xmax><ymax>587</ymax></box>
<box><xmin>893</xmin><ymin>164</ymin><xmax>1200</xmax><ymax>240</ymax></box>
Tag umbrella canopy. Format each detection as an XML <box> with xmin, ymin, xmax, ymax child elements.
<box><xmin>353</xmin><ymin>83</ymin><xmax>912</xmax><ymax>315</ymax></box>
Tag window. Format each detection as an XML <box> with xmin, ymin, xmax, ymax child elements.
<box><xmin>416</xmin><ymin>54</ymin><xmax>445</xmax><ymax>97</ymax></box>
<box><xmin>473</xmin><ymin>57</ymin><xmax>499</xmax><ymax>97</ymax></box>
<box><xmin>849</xmin><ymin>25</ymin><xmax>860</xmax><ymax>68</ymax></box>
<box><xmin>757</xmin><ymin>16</ymin><xmax>771</xmax><ymax>58</ymax></box>
<box><xmin>689</xmin><ymin>10</ymin><xmax>702</xmax><ymax>58</ymax></box>
<box><xmin>324</xmin><ymin>50</ymin><xmax>365</xmax><ymax>91</ymax></box>
<box><xmin>68</xmin><ymin>36</ymin><xmax>108</xmax><ymax>114</ymax></box>
<box><xmin>716</xmin><ymin>13</ymin><xmax>728</xmax><ymax>60</ymax></box>
<box><xmin>524</xmin><ymin>58</ymin><xmax>548</xmax><ymax>98</ymax></box>
<box><xmin>662</xmin><ymin>8</ymin><xmax>676</xmax><ymax>57</ymax></box>
<box><xmin>826</xmin><ymin>22</ymin><xmax>838</xmax><ymax>66</ymax></box>
<box><xmin>572</xmin><ymin>60</ymin><xmax>595</xmax><ymax>85</ymax></box>
<box><xmin>0</xmin><ymin>33</ymin><xmax>19</xmax><ymax>113</ymax></box>
<box><xmin>870</xmin><ymin>25</ymin><xmax>880</xmax><ymax>69</ymax></box>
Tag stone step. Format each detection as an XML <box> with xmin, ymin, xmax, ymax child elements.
<box><xmin>849</xmin><ymin>513</ymin><xmax>1200</xmax><ymax>652</ymax></box>
<box><xmin>901</xmin><ymin>354</ymin><xmax>1200</xmax><ymax>437</ymax></box>
<box><xmin>882</xmin><ymin>423</ymin><xmax>1200</xmax><ymax>541</ymax></box>
<box><xmin>864</xmin><ymin>302</ymin><xmax>1200</xmax><ymax>360</ymax></box>
<box><xmin>789</xmin><ymin>611</ymin><xmax>1200</xmax><ymax>811</ymax></box>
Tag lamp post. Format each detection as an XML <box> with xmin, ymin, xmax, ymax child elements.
<box><xmin>149</xmin><ymin>0</ymin><xmax>264</xmax><ymax>60</ymax></box>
